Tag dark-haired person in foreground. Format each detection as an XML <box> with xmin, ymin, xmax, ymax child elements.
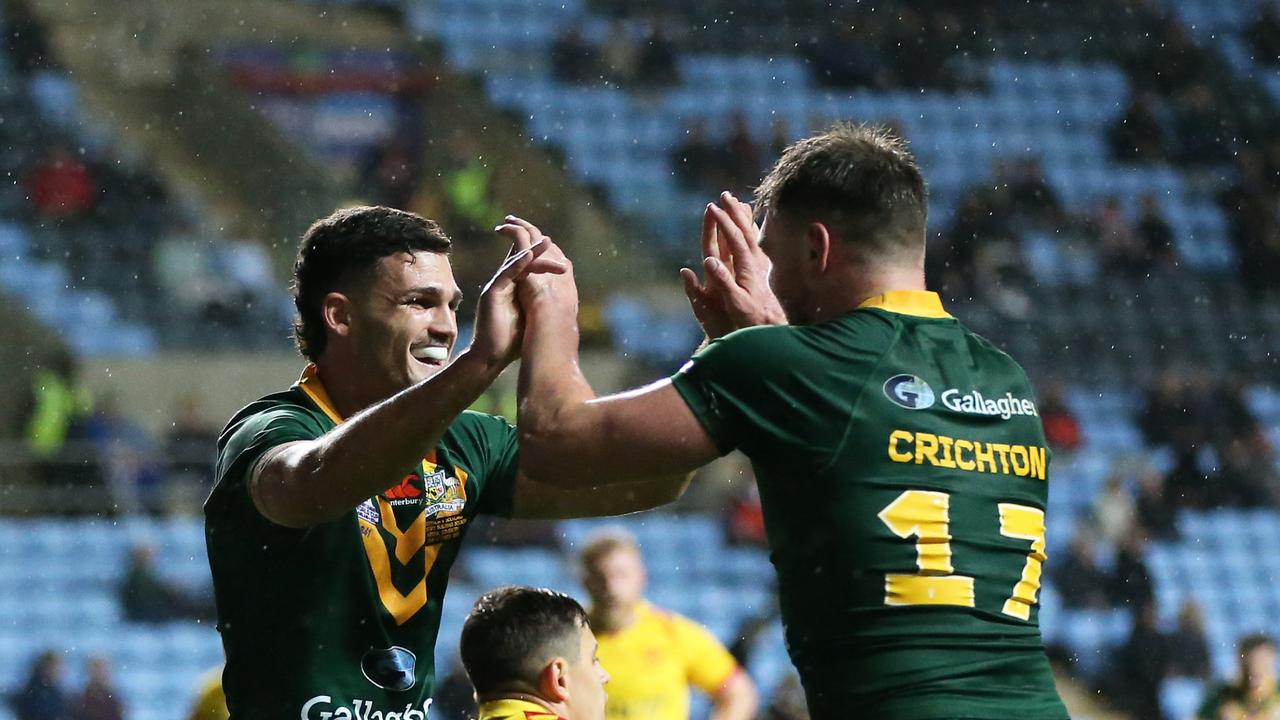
<box><xmin>514</xmin><ymin>124</ymin><xmax>1069</xmax><ymax>718</ymax></box>
<box><xmin>205</xmin><ymin>207</ymin><xmax>689</xmax><ymax>719</ymax></box>
<box><xmin>461</xmin><ymin>586</ymin><xmax>609</xmax><ymax>720</ymax></box>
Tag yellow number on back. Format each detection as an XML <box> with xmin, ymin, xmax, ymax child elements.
<box><xmin>877</xmin><ymin>490</ymin><xmax>976</xmax><ymax>607</ymax></box>
<box><xmin>997</xmin><ymin>503</ymin><xmax>1047</xmax><ymax>620</ymax></box>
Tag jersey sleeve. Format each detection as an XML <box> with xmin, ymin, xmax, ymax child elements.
<box><xmin>214</xmin><ymin>405</ymin><xmax>325</xmax><ymax>508</ymax></box>
<box><xmin>670</xmin><ymin>325</ymin><xmax>845</xmax><ymax>458</ymax></box>
<box><xmin>445</xmin><ymin>411</ymin><xmax>520</xmax><ymax>518</ymax></box>
<box><xmin>673</xmin><ymin>614</ymin><xmax>740</xmax><ymax>694</ymax></box>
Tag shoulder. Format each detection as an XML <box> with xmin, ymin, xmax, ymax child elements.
<box><xmin>218</xmin><ymin>389</ymin><xmax>326</xmax><ymax>449</ymax></box>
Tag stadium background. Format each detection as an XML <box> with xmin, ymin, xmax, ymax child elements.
<box><xmin>0</xmin><ymin>0</ymin><xmax>1278</xmax><ymax>718</ymax></box>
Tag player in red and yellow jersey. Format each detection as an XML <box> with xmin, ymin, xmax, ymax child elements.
<box><xmin>461</xmin><ymin>586</ymin><xmax>609</xmax><ymax>720</ymax></box>
<box><xmin>580</xmin><ymin>531</ymin><xmax>757</xmax><ymax>720</ymax></box>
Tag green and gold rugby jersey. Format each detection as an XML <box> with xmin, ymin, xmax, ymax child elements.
<box><xmin>205</xmin><ymin>365</ymin><xmax>518</xmax><ymax>720</ymax></box>
<box><xmin>672</xmin><ymin>291</ymin><xmax>1068</xmax><ymax>720</ymax></box>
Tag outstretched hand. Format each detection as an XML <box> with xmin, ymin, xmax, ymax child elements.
<box><xmin>470</xmin><ymin>217</ymin><xmax>568</xmax><ymax>368</ymax></box>
<box><xmin>680</xmin><ymin>191</ymin><xmax>787</xmax><ymax>339</ymax></box>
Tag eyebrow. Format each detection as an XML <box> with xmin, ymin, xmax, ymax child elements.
<box><xmin>399</xmin><ymin>285</ymin><xmax>463</xmax><ymax>305</ymax></box>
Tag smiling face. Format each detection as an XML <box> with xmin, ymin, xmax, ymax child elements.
<box><xmin>343</xmin><ymin>250</ymin><xmax>462</xmax><ymax>394</ymax></box>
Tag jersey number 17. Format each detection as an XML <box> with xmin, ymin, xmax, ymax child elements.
<box><xmin>877</xmin><ymin>490</ymin><xmax>1044</xmax><ymax>620</ymax></box>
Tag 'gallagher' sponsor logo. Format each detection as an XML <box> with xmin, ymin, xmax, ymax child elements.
<box><xmin>940</xmin><ymin>389</ymin><xmax>1038</xmax><ymax>420</ymax></box>
<box><xmin>300</xmin><ymin>697</ymin><xmax>431</xmax><ymax>720</ymax></box>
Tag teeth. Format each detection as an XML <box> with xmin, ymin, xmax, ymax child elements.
<box><xmin>411</xmin><ymin>346</ymin><xmax>449</xmax><ymax>362</ymax></box>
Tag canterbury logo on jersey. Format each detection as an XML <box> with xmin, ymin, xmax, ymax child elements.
<box><xmin>384</xmin><ymin>474</ymin><xmax>422</xmax><ymax>503</ymax></box>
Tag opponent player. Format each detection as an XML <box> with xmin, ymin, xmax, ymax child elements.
<box><xmin>205</xmin><ymin>206</ymin><xmax>689</xmax><ymax>719</ymax></box>
<box><xmin>460</xmin><ymin>586</ymin><xmax>609</xmax><ymax>720</ymax></box>
<box><xmin>579</xmin><ymin>530</ymin><xmax>756</xmax><ymax>720</ymax></box>
<box><xmin>514</xmin><ymin>124</ymin><xmax>1069</xmax><ymax>718</ymax></box>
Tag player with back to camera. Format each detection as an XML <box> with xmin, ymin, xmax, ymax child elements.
<box><xmin>460</xmin><ymin>586</ymin><xmax>609</xmax><ymax>720</ymax></box>
<box><xmin>512</xmin><ymin>123</ymin><xmax>1070</xmax><ymax>719</ymax></box>
<box><xmin>205</xmin><ymin>206</ymin><xmax>691</xmax><ymax>719</ymax></box>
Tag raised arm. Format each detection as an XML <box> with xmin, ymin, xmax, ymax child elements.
<box><xmin>251</xmin><ymin>236</ymin><xmax>564</xmax><ymax>528</ymax></box>
<box><xmin>509</xmin><ymin>219</ymin><xmax>720</xmax><ymax>488</ymax></box>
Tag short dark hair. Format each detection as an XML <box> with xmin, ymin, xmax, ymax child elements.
<box><xmin>460</xmin><ymin>586</ymin><xmax>589</xmax><ymax>696</ymax></box>
<box><xmin>755</xmin><ymin>122</ymin><xmax>927</xmax><ymax>259</ymax></box>
<box><xmin>292</xmin><ymin>206</ymin><xmax>451</xmax><ymax>360</ymax></box>
<box><xmin>1241</xmin><ymin>633</ymin><xmax>1276</xmax><ymax>656</ymax></box>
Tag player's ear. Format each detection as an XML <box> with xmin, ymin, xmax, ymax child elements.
<box><xmin>805</xmin><ymin>222</ymin><xmax>832</xmax><ymax>275</ymax></box>
<box><xmin>322</xmin><ymin>292</ymin><xmax>353</xmax><ymax>339</ymax></box>
<box><xmin>539</xmin><ymin>658</ymin><xmax>571</xmax><ymax>703</ymax></box>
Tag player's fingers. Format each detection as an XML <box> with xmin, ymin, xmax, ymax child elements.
<box><xmin>701</xmin><ymin>205</ymin><xmax>728</xmax><ymax>267</ymax></box>
<box><xmin>680</xmin><ymin>267</ymin><xmax>709</xmax><ymax>306</ymax></box>
<box><xmin>504</xmin><ymin>215</ymin><xmax>546</xmax><ymax>245</ymax></box>
<box><xmin>703</xmin><ymin>256</ymin><xmax>742</xmax><ymax>295</ymax></box>
<box><xmin>707</xmin><ymin>204</ymin><xmax>756</xmax><ymax>276</ymax></box>
<box><xmin>723</xmin><ymin>192</ymin><xmax>763</xmax><ymax>255</ymax></box>
<box><xmin>494</xmin><ymin>223</ymin><xmax>533</xmax><ymax>255</ymax></box>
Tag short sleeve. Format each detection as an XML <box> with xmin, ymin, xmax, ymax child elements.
<box><xmin>214</xmin><ymin>406</ymin><xmax>324</xmax><ymax>506</ymax></box>
<box><xmin>673</xmin><ymin>614</ymin><xmax>739</xmax><ymax>694</ymax></box>
<box><xmin>670</xmin><ymin>325</ymin><xmax>845</xmax><ymax>459</ymax></box>
<box><xmin>444</xmin><ymin>411</ymin><xmax>520</xmax><ymax>518</ymax></box>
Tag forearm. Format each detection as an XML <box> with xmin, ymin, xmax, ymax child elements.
<box><xmin>517</xmin><ymin>303</ymin><xmax>597</xmax><ymax>469</ymax></box>
<box><xmin>261</xmin><ymin>350</ymin><xmax>503</xmax><ymax>527</ymax></box>
<box><xmin>709</xmin><ymin>673</ymin><xmax>758</xmax><ymax>720</ymax></box>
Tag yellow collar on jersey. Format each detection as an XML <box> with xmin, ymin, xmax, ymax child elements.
<box><xmin>857</xmin><ymin>290</ymin><xmax>951</xmax><ymax>319</ymax></box>
<box><xmin>297</xmin><ymin>364</ymin><xmax>344</xmax><ymax>424</ymax></box>
<box><xmin>477</xmin><ymin>697</ymin><xmax>565</xmax><ymax>720</ymax></box>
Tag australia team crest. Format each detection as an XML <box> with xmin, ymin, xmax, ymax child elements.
<box><xmin>422</xmin><ymin>470</ymin><xmax>466</xmax><ymax>517</ymax></box>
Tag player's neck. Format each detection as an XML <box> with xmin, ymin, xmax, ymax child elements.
<box><xmin>808</xmin><ymin>265</ymin><xmax>926</xmax><ymax>324</ymax></box>
<box><xmin>589</xmin><ymin>602</ymin><xmax>638</xmax><ymax>633</ymax></box>
<box><xmin>477</xmin><ymin>692</ymin><xmax>568</xmax><ymax>718</ymax></box>
<box><xmin>313</xmin><ymin>358</ymin><xmax>387</xmax><ymax>420</ymax></box>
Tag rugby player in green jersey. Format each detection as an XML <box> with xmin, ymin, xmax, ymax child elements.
<box><xmin>205</xmin><ymin>207</ymin><xmax>689</xmax><ymax>719</ymax></box>
<box><xmin>514</xmin><ymin>124</ymin><xmax>1069</xmax><ymax>719</ymax></box>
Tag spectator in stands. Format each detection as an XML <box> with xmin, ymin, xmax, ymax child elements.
<box><xmin>1246</xmin><ymin>2</ymin><xmax>1280</xmax><ymax>65</ymax></box>
<box><xmin>26</xmin><ymin>144</ymin><xmax>96</xmax><ymax>221</ymax></box>
<box><xmin>1107</xmin><ymin>602</ymin><xmax>1170</xmax><ymax>717</ymax></box>
<box><xmin>1094</xmin><ymin>196</ymin><xmax>1147</xmax><ymax>279</ymax></box>
<box><xmin>1218</xmin><ymin>435</ymin><xmax>1280</xmax><ymax>508</ymax></box>
<box><xmin>634</xmin><ymin>16</ymin><xmax>678</xmax><ymax>88</ymax></box>
<box><xmin>768</xmin><ymin>119</ymin><xmax>792</xmax><ymax>163</ymax></box>
<box><xmin>1093</xmin><ymin>473</ymin><xmax>1136</xmax><ymax>547</ymax></box>
<box><xmin>1175</xmin><ymin>83</ymin><xmax>1231</xmax><ymax>166</ymax></box>
<box><xmin>1139</xmin><ymin>368</ymin><xmax>1198</xmax><ymax>449</ymax></box>
<box><xmin>1219</xmin><ymin>151</ymin><xmax>1280</xmax><ymax>299</ymax></box>
<box><xmin>725</xmin><ymin>473</ymin><xmax>767</xmax><ymax>547</ymax></box>
<box><xmin>550</xmin><ymin>25</ymin><xmax>599</xmax><ymax>84</ymax></box>
<box><xmin>805</xmin><ymin>12</ymin><xmax>890</xmax><ymax>90</ymax></box>
<box><xmin>1197</xmin><ymin>634</ymin><xmax>1280</xmax><ymax>720</ymax></box>
<box><xmin>83</xmin><ymin>393</ymin><xmax>166</xmax><ymax>513</ymax></box>
<box><xmin>360</xmin><ymin>134</ymin><xmax>423</xmax><ymax>211</ymax></box>
<box><xmin>1135</xmin><ymin>467</ymin><xmax>1180</xmax><ymax>540</ymax></box>
<box><xmin>19</xmin><ymin>347</ymin><xmax>96</xmax><ymax>487</ymax></box>
<box><xmin>1037</xmin><ymin>381</ymin><xmax>1082</xmax><ymax>453</ymax></box>
<box><xmin>3</xmin><ymin>0</ymin><xmax>53</xmax><ymax>76</ymax></box>
<box><xmin>1052</xmin><ymin>531</ymin><xmax>1112</xmax><ymax>609</ymax></box>
<box><xmin>1166</xmin><ymin>601</ymin><xmax>1211</xmax><ymax>680</ymax></box>
<box><xmin>724</xmin><ymin>111</ymin><xmax>761</xmax><ymax>194</ymax></box>
<box><xmin>1110</xmin><ymin>528</ymin><xmax>1155</xmax><ymax>609</ymax></box>
<box><xmin>578</xmin><ymin>530</ymin><xmax>758</xmax><ymax>720</ymax></box>
<box><xmin>165</xmin><ymin>393</ymin><xmax>220</xmax><ymax>486</ymax></box>
<box><xmin>1005</xmin><ymin>158</ymin><xmax>1063</xmax><ymax>229</ymax></box>
<box><xmin>601</xmin><ymin>20</ymin><xmax>639</xmax><ymax>85</ymax></box>
<box><xmin>120</xmin><ymin>544</ymin><xmax>216</xmax><ymax>622</ymax></box>
<box><xmin>1108</xmin><ymin>92</ymin><xmax>1168</xmax><ymax>163</ymax></box>
<box><xmin>72</xmin><ymin>657</ymin><xmax>122</xmax><ymax>720</ymax></box>
<box><xmin>1136</xmin><ymin>193</ymin><xmax>1178</xmax><ymax>270</ymax></box>
<box><xmin>9</xmin><ymin>650</ymin><xmax>67</xmax><ymax>720</ymax></box>
<box><xmin>672</xmin><ymin>119</ymin><xmax>723</xmax><ymax>194</ymax></box>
